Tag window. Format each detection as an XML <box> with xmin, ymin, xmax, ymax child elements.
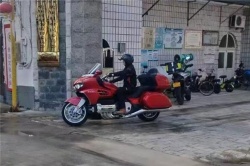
<box><xmin>227</xmin><ymin>53</ymin><xmax>233</xmax><ymax>68</ymax></box>
<box><xmin>219</xmin><ymin>36</ymin><xmax>227</xmax><ymax>48</ymax></box>
<box><xmin>218</xmin><ymin>53</ymin><xmax>224</xmax><ymax>68</ymax></box>
<box><xmin>227</xmin><ymin>35</ymin><xmax>235</xmax><ymax>48</ymax></box>
<box><xmin>219</xmin><ymin>34</ymin><xmax>236</xmax><ymax>49</ymax></box>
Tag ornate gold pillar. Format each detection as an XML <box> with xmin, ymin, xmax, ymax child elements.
<box><xmin>36</xmin><ymin>0</ymin><xmax>59</xmax><ymax>67</ymax></box>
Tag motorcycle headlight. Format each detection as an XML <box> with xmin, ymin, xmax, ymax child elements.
<box><xmin>73</xmin><ymin>83</ymin><xmax>83</xmax><ymax>90</ymax></box>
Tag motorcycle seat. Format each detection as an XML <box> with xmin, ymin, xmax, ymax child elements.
<box><xmin>129</xmin><ymin>86</ymin><xmax>155</xmax><ymax>98</ymax></box>
<box><xmin>220</xmin><ymin>75</ymin><xmax>227</xmax><ymax>79</ymax></box>
<box><xmin>198</xmin><ymin>75</ymin><xmax>202</xmax><ymax>78</ymax></box>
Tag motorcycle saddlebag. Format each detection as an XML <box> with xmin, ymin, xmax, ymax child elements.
<box><xmin>141</xmin><ymin>92</ymin><xmax>172</xmax><ymax>109</ymax></box>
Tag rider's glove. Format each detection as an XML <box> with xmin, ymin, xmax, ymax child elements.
<box><xmin>108</xmin><ymin>73</ymin><xmax>114</xmax><ymax>77</ymax></box>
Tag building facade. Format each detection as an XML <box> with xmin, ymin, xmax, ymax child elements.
<box><xmin>0</xmin><ymin>0</ymin><xmax>249</xmax><ymax>111</ymax></box>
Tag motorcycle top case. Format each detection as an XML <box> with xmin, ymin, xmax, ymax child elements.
<box><xmin>138</xmin><ymin>74</ymin><xmax>171</xmax><ymax>90</ymax></box>
<box><xmin>141</xmin><ymin>92</ymin><xmax>172</xmax><ymax>109</ymax></box>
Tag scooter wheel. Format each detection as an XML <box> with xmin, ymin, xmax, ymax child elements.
<box><xmin>225</xmin><ymin>84</ymin><xmax>234</xmax><ymax>92</ymax></box>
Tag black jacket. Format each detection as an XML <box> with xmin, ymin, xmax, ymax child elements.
<box><xmin>110</xmin><ymin>64</ymin><xmax>137</xmax><ymax>90</ymax></box>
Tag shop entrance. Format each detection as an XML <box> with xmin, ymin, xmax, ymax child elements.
<box><xmin>218</xmin><ymin>33</ymin><xmax>236</xmax><ymax>79</ymax></box>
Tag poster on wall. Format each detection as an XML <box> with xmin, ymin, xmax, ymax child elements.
<box><xmin>141</xmin><ymin>50</ymin><xmax>159</xmax><ymax>61</ymax></box>
<box><xmin>203</xmin><ymin>47</ymin><xmax>218</xmax><ymax>64</ymax></box>
<box><xmin>164</xmin><ymin>28</ymin><xmax>184</xmax><ymax>49</ymax></box>
<box><xmin>3</xmin><ymin>21</ymin><xmax>12</xmax><ymax>91</ymax></box>
<box><xmin>154</xmin><ymin>27</ymin><xmax>164</xmax><ymax>49</ymax></box>
<box><xmin>141</xmin><ymin>49</ymin><xmax>159</xmax><ymax>67</ymax></box>
<box><xmin>142</xmin><ymin>27</ymin><xmax>155</xmax><ymax>49</ymax></box>
<box><xmin>202</xmin><ymin>31</ymin><xmax>219</xmax><ymax>46</ymax></box>
<box><xmin>185</xmin><ymin>30</ymin><xmax>202</xmax><ymax>49</ymax></box>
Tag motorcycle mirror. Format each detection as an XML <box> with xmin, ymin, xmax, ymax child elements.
<box><xmin>94</xmin><ymin>70</ymin><xmax>102</xmax><ymax>76</ymax></box>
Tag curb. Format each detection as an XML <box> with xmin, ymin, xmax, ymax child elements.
<box><xmin>170</xmin><ymin>100</ymin><xmax>250</xmax><ymax>112</ymax></box>
<box><xmin>208</xmin><ymin>149</ymin><xmax>250</xmax><ymax>164</ymax></box>
<box><xmin>0</xmin><ymin>103</ymin><xmax>10</xmax><ymax>113</ymax></box>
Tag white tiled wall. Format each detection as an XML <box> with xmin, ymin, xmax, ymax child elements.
<box><xmin>241</xmin><ymin>13</ymin><xmax>250</xmax><ymax>69</ymax></box>
<box><xmin>102</xmin><ymin>0</ymin><xmax>142</xmax><ymax>75</ymax></box>
<box><xmin>142</xmin><ymin>0</ymin><xmax>244</xmax><ymax>73</ymax></box>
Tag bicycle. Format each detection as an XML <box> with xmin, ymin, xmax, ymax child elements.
<box><xmin>203</xmin><ymin>69</ymin><xmax>221</xmax><ymax>94</ymax></box>
<box><xmin>186</xmin><ymin>68</ymin><xmax>214</xmax><ymax>96</ymax></box>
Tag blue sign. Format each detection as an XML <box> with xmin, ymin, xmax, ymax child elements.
<box><xmin>154</xmin><ymin>27</ymin><xmax>164</xmax><ymax>49</ymax></box>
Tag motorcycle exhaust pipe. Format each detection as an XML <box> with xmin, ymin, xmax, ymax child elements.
<box><xmin>124</xmin><ymin>108</ymin><xmax>168</xmax><ymax>118</ymax></box>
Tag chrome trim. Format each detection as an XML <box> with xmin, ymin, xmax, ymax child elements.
<box><xmin>124</xmin><ymin>108</ymin><xmax>168</xmax><ymax>118</ymax></box>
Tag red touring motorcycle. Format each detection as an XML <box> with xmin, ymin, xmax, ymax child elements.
<box><xmin>62</xmin><ymin>63</ymin><xmax>172</xmax><ymax>126</ymax></box>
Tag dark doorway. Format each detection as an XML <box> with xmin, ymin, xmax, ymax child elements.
<box><xmin>102</xmin><ymin>39</ymin><xmax>113</xmax><ymax>68</ymax></box>
<box><xmin>103</xmin><ymin>39</ymin><xmax>110</xmax><ymax>48</ymax></box>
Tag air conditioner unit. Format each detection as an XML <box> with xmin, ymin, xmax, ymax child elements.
<box><xmin>229</xmin><ymin>15</ymin><xmax>246</xmax><ymax>29</ymax></box>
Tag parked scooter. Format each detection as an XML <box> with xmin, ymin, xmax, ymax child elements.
<box><xmin>62</xmin><ymin>63</ymin><xmax>172</xmax><ymax>126</ymax></box>
<box><xmin>233</xmin><ymin>61</ymin><xmax>245</xmax><ymax>88</ymax></box>
<box><xmin>151</xmin><ymin>54</ymin><xmax>194</xmax><ymax>105</ymax></box>
<box><xmin>170</xmin><ymin>64</ymin><xmax>193</xmax><ymax>105</ymax></box>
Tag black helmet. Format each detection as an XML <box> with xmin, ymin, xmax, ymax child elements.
<box><xmin>119</xmin><ymin>54</ymin><xmax>134</xmax><ymax>65</ymax></box>
<box><xmin>174</xmin><ymin>54</ymin><xmax>181</xmax><ymax>63</ymax></box>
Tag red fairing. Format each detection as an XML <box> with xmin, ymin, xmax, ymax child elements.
<box><xmin>128</xmin><ymin>98</ymin><xmax>140</xmax><ymax>105</ymax></box>
<box><xmin>65</xmin><ymin>97</ymin><xmax>82</xmax><ymax>106</ymax></box>
<box><xmin>74</xmin><ymin>76</ymin><xmax>118</xmax><ymax>105</ymax></box>
<box><xmin>141</xmin><ymin>92</ymin><xmax>172</xmax><ymax>109</ymax></box>
<box><xmin>155</xmin><ymin>74</ymin><xmax>171</xmax><ymax>90</ymax></box>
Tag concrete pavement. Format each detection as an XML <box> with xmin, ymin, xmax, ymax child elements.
<box><xmin>1</xmin><ymin>89</ymin><xmax>250</xmax><ymax>166</ymax></box>
<box><xmin>0</xmin><ymin>113</ymin><xmax>208</xmax><ymax>166</ymax></box>
<box><xmin>170</xmin><ymin>90</ymin><xmax>250</xmax><ymax>111</ymax></box>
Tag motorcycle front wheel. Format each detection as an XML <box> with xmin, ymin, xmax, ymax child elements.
<box><xmin>62</xmin><ymin>102</ymin><xmax>88</xmax><ymax>126</ymax></box>
<box><xmin>138</xmin><ymin>112</ymin><xmax>160</xmax><ymax>122</ymax></box>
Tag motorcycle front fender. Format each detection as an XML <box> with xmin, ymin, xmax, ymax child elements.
<box><xmin>65</xmin><ymin>97</ymin><xmax>85</xmax><ymax>106</ymax></box>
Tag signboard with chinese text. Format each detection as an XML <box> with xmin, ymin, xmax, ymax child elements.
<box><xmin>185</xmin><ymin>30</ymin><xmax>202</xmax><ymax>49</ymax></box>
<box><xmin>3</xmin><ymin>23</ymin><xmax>12</xmax><ymax>91</ymax></box>
<box><xmin>142</xmin><ymin>27</ymin><xmax>155</xmax><ymax>49</ymax></box>
<box><xmin>202</xmin><ymin>31</ymin><xmax>219</xmax><ymax>46</ymax></box>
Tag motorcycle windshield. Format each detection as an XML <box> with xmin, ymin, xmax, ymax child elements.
<box><xmin>87</xmin><ymin>63</ymin><xmax>102</xmax><ymax>74</ymax></box>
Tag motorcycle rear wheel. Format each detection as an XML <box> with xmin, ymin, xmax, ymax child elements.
<box><xmin>185</xmin><ymin>88</ymin><xmax>191</xmax><ymax>101</ymax></box>
<box><xmin>175</xmin><ymin>87</ymin><xmax>184</xmax><ymax>105</ymax></box>
<box><xmin>62</xmin><ymin>102</ymin><xmax>88</xmax><ymax>126</ymax></box>
<box><xmin>138</xmin><ymin>112</ymin><xmax>160</xmax><ymax>122</ymax></box>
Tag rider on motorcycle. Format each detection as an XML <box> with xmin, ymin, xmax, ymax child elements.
<box><xmin>108</xmin><ymin>54</ymin><xmax>137</xmax><ymax>115</ymax></box>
